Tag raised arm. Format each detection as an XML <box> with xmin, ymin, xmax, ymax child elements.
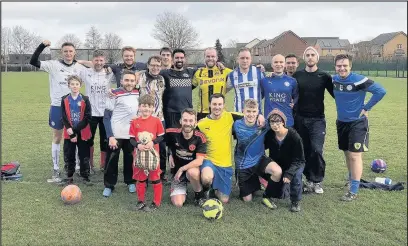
<box><xmin>30</xmin><ymin>40</ymin><xmax>50</xmax><ymax>68</ymax></box>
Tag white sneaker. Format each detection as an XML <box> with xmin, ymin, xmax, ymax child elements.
<box><xmin>47</xmin><ymin>169</ymin><xmax>62</xmax><ymax>183</ymax></box>
<box><xmin>303</xmin><ymin>181</ymin><xmax>314</xmax><ymax>193</ymax></box>
<box><xmin>313</xmin><ymin>182</ymin><xmax>324</xmax><ymax>194</ymax></box>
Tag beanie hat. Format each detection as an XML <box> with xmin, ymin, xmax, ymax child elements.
<box><xmin>303</xmin><ymin>46</ymin><xmax>320</xmax><ymax>62</ymax></box>
<box><xmin>267</xmin><ymin>109</ymin><xmax>287</xmax><ymax>126</ymax></box>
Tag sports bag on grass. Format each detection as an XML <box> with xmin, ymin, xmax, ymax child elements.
<box><xmin>1</xmin><ymin>161</ymin><xmax>22</xmax><ymax>181</ymax></box>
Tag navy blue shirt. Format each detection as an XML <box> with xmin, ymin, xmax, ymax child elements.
<box><xmin>110</xmin><ymin>62</ymin><xmax>147</xmax><ymax>87</ymax></box>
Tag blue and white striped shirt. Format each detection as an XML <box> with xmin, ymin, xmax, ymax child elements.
<box><xmin>227</xmin><ymin>66</ymin><xmax>264</xmax><ymax>113</ymax></box>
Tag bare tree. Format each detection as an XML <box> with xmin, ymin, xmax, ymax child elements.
<box><xmin>57</xmin><ymin>33</ymin><xmax>82</xmax><ymax>49</ymax></box>
<box><xmin>151</xmin><ymin>12</ymin><xmax>199</xmax><ymax>49</ymax></box>
<box><xmin>102</xmin><ymin>33</ymin><xmax>123</xmax><ymax>64</ymax></box>
<box><xmin>10</xmin><ymin>26</ymin><xmax>33</xmax><ymax>55</ymax></box>
<box><xmin>225</xmin><ymin>39</ymin><xmax>240</xmax><ymax>67</ymax></box>
<box><xmin>1</xmin><ymin>27</ymin><xmax>12</xmax><ymax>70</ymax></box>
<box><xmin>85</xmin><ymin>26</ymin><xmax>103</xmax><ymax>50</ymax></box>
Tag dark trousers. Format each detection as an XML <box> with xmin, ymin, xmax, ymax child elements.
<box><xmin>264</xmin><ymin>166</ymin><xmax>304</xmax><ymax>202</ymax></box>
<box><xmin>104</xmin><ymin>139</ymin><xmax>135</xmax><ymax>189</ymax></box>
<box><xmin>89</xmin><ymin>116</ymin><xmax>108</xmax><ymax>152</ymax></box>
<box><xmin>294</xmin><ymin>115</ymin><xmax>326</xmax><ymax>183</ymax></box>
<box><xmin>159</xmin><ymin>121</ymin><xmax>167</xmax><ymax>174</ymax></box>
<box><xmin>63</xmin><ymin>135</ymin><xmax>90</xmax><ymax>178</ymax></box>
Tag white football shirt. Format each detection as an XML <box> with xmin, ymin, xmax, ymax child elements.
<box><xmin>40</xmin><ymin>60</ymin><xmax>87</xmax><ymax>106</ymax></box>
<box><xmin>81</xmin><ymin>68</ymin><xmax>114</xmax><ymax>117</ymax></box>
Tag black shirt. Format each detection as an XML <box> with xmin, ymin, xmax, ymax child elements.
<box><xmin>165</xmin><ymin>128</ymin><xmax>207</xmax><ymax>177</ymax></box>
<box><xmin>264</xmin><ymin>128</ymin><xmax>305</xmax><ymax>180</ymax></box>
<box><xmin>292</xmin><ymin>68</ymin><xmax>334</xmax><ymax>118</ymax></box>
<box><xmin>161</xmin><ymin>68</ymin><xmax>197</xmax><ymax>114</ymax></box>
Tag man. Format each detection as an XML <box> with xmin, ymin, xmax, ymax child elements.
<box><xmin>227</xmin><ymin>47</ymin><xmax>264</xmax><ymax>113</ymax></box>
<box><xmin>166</xmin><ymin>108</ymin><xmax>207</xmax><ymax>207</ymax></box>
<box><xmin>160</xmin><ymin>47</ymin><xmax>173</xmax><ymax>69</ymax></box>
<box><xmin>78</xmin><ymin>46</ymin><xmax>147</xmax><ymax>87</ymax></box>
<box><xmin>332</xmin><ymin>54</ymin><xmax>386</xmax><ymax>201</ymax></box>
<box><xmin>192</xmin><ymin>47</ymin><xmax>233</xmax><ymax>121</ymax></box>
<box><xmin>285</xmin><ymin>54</ymin><xmax>299</xmax><ymax>77</ymax></box>
<box><xmin>263</xmin><ymin>109</ymin><xmax>305</xmax><ymax>212</ymax></box>
<box><xmin>138</xmin><ymin>55</ymin><xmax>168</xmax><ymax>183</ymax></box>
<box><xmin>261</xmin><ymin>54</ymin><xmax>298</xmax><ymax>126</ymax></box>
<box><xmin>80</xmin><ymin>50</ymin><xmax>114</xmax><ymax>173</ymax></box>
<box><xmin>292</xmin><ymin>46</ymin><xmax>334</xmax><ymax>194</ymax></box>
<box><xmin>233</xmin><ymin>99</ymin><xmax>282</xmax><ymax>202</ymax></box>
<box><xmin>102</xmin><ymin>70</ymin><xmax>139</xmax><ymax>197</ymax></box>
<box><xmin>197</xmin><ymin>93</ymin><xmax>244</xmax><ymax>203</ymax></box>
<box><xmin>30</xmin><ymin>40</ymin><xmax>87</xmax><ymax>182</ymax></box>
<box><xmin>161</xmin><ymin>48</ymin><xmax>197</xmax><ymax>129</ymax></box>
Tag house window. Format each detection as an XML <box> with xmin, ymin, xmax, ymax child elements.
<box><xmin>328</xmin><ymin>49</ymin><xmax>332</xmax><ymax>53</ymax></box>
<box><xmin>397</xmin><ymin>44</ymin><xmax>402</xmax><ymax>49</ymax></box>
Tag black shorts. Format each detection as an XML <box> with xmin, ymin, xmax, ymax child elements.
<box><xmin>336</xmin><ymin>117</ymin><xmax>369</xmax><ymax>152</ymax></box>
<box><xmin>164</xmin><ymin>112</ymin><xmax>181</xmax><ymax>129</ymax></box>
<box><xmin>236</xmin><ymin>156</ymin><xmax>272</xmax><ymax>198</ymax></box>
<box><xmin>197</xmin><ymin>112</ymin><xmax>209</xmax><ymax>122</ymax></box>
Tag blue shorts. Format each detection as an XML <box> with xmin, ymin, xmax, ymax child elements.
<box><xmin>200</xmin><ymin>160</ymin><xmax>233</xmax><ymax>196</ymax></box>
<box><xmin>49</xmin><ymin>106</ymin><xmax>63</xmax><ymax>130</ymax></box>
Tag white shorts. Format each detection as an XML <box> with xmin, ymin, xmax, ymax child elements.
<box><xmin>170</xmin><ymin>180</ymin><xmax>187</xmax><ymax>197</ymax></box>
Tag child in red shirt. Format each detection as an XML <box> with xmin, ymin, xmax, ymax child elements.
<box><xmin>129</xmin><ymin>94</ymin><xmax>165</xmax><ymax>212</ymax></box>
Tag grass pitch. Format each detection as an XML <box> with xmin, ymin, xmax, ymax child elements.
<box><xmin>1</xmin><ymin>72</ymin><xmax>407</xmax><ymax>246</ymax></box>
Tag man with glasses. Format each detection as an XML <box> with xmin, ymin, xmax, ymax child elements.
<box><xmin>138</xmin><ymin>55</ymin><xmax>167</xmax><ymax>180</ymax></box>
<box><xmin>292</xmin><ymin>47</ymin><xmax>334</xmax><ymax>194</ymax></box>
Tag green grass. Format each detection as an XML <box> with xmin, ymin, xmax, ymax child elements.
<box><xmin>1</xmin><ymin>72</ymin><xmax>407</xmax><ymax>246</ymax></box>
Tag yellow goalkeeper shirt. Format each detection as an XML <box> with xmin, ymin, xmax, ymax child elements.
<box><xmin>197</xmin><ymin>111</ymin><xmax>243</xmax><ymax>167</ymax></box>
<box><xmin>192</xmin><ymin>67</ymin><xmax>233</xmax><ymax>114</ymax></box>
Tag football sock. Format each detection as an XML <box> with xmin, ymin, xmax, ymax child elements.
<box><xmin>136</xmin><ymin>181</ymin><xmax>146</xmax><ymax>202</ymax></box>
<box><xmin>152</xmin><ymin>181</ymin><xmax>163</xmax><ymax>206</ymax></box>
<box><xmin>350</xmin><ymin>179</ymin><xmax>360</xmax><ymax>194</ymax></box>
<box><xmin>52</xmin><ymin>143</ymin><xmax>60</xmax><ymax>170</ymax></box>
<box><xmin>195</xmin><ymin>191</ymin><xmax>203</xmax><ymax>199</ymax></box>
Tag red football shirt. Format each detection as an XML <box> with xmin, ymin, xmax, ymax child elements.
<box><xmin>129</xmin><ymin>115</ymin><xmax>165</xmax><ymax>152</ymax></box>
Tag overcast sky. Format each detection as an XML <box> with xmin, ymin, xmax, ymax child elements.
<box><xmin>2</xmin><ymin>2</ymin><xmax>407</xmax><ymax>49</ymax></box>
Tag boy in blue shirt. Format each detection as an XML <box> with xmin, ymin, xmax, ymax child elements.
<box><xmin>332</xmin><ymin>54</ymin><xmax>386</xmax><ymax>201</ymax></box>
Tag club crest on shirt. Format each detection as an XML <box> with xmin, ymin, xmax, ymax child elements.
<box><xmin>183</xmin><ymin>73</ymin><xmax>189</xmax><ymax>78</ymax></box>
<box><xmin>284</xmin><ymin>81</ymin><xmax>290</xmax><ymax>87</ymax></box>
<box><xmin>346</xmin><ymin>85</ymin><xmax>353</xmax><ymax>91</ymax></box>
<box><xmin>77</xmin><ymin>101</ymin><xmax>82</xmax><ymax>107</ymax></box>
<box><xmin>189</xmin><ymin>144</ymin><xmax>196</xmax><ymax>151</ymax></box>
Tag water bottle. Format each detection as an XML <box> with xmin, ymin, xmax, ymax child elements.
<box><xmin>375</xmin><ymin>177</ymin><xmax>392</xmax><ymax>185</ymax></box>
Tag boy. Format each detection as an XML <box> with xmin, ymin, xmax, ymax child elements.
<box><xmin>263</xmin><ymin>109</ymin><xmax>305</xmax><ymax>212</ymax></box>
<box><xmin>60</xmin><ymin>75</ymin><xmax>92</xmax><ymax>185</ymax></box>
<box><xmin>129</xmin><ymin>94</ymin><xmax>165</xmax><ymax>212</ymax></box>
<box><xmin>233</xmin><ymin>99</ymin><xmax>282</xmax><ymax>202</ymax></box>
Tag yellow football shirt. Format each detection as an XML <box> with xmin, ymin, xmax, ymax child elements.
<box><xmin>197</xmin><ymin>111</ymin><xmax>243</xmax><ymax>167</ymax></box>
<box><xmin>192</xmin><ymin>67</ymin><xmax>233</xmax><ymax>114</ymax></box>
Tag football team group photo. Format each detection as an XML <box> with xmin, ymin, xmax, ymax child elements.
<box><xmin>1</xmin><ymin>2</ymin><xmax>407</xmax><ymax>246</ymax></box>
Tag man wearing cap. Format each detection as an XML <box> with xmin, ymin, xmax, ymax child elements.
<box><xmin>262</xmin><ymin>109</ymin><xmax>305</xmax><ymax>212</ymax></box>
<box><xmin>292</xmin><ymin>46</ymin><xmax>334</xmax><ymax>194</ymax></box>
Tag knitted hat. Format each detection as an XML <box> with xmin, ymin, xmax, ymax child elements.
<box><xmin>303</xmin><ymin>46</ymin><xmax>320</xmax><ymax>62</ymax></box>
<box><xmin>267</xmin><ymin>109</ymin><xmax>287</xmax><ymax>126</ymax></box>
